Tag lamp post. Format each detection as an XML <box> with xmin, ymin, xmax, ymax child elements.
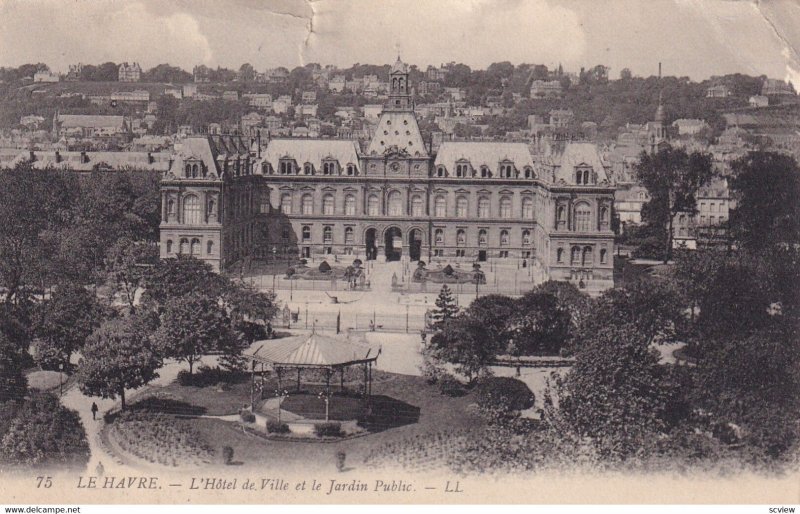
<box><xmin>405</xmin><ymin>304</ymin><xmax>409</xmax><ymax>333</ymax></box>
<box><xmin>317</xmin><ymin>390</ymin><xmax>331</xmax><ymax>422</ymax></box>
<box><xmin>274</xmin><ymin>389</ymin><xmax>289</xmax><ymax>425</ymax></box>
<box><xmin>58</xmin><ymin>362</ymin><xmax>64</xmax><ymax>397</ymax></box>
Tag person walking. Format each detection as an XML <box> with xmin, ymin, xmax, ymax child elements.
<box><xmin>91</xmin><ymin>402</ymin><xmax>98</xmax><ymax>421</ymax></box>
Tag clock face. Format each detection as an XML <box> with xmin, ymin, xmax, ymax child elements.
<box><xmin>390</xmin><ymin>162</ymin><xmax>400</xmax><ymax>171</ymax></box>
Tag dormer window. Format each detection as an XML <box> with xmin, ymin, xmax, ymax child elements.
<box><xmin>455</xmin><ymin>162</ymin><xmax>470</xmax><ymax>178</ymax></box>
<box><xmin>322</xmin><ymin>160</ymin><xmax>338</xmax><ymax>175</ymax></box>
<box><xmin>346</xmin><ymin>163</ymin><xmax>357</xmax><ymax>176</ymax></box>
<box><xmin>436</xmin><ymin>166</ymin><xmax>446</xmax><ymax>177</ymax></box>
<box><xmin>575</xmin><ymin>166</ymin><xmax>592</xmax><ymax>185</ymax></box>
<box><xmin>480</xmin><ymin>165</ymin><xmax>491</xmax><ymax>178</ymax></box>
<box><xmin>523</xmin><ymin>166</ymin><xmax>534</xmax><ymax>179</ymax></box>
<box><xmin>304</xmin><ymin>162</ymin><xmax>314</xmax><ymax>175</ymax></box>
<box><xmin>184</xmin><ymin>161</ymin><xmax>201</xmax><ymax>178</ymax></box>
<box><xmin>279</xmin><ymin>159</ymin><xmax>295</xmax><ymax>175</ymax></box>
<box><xmin>498</xmin><ymin>161</ymin><xmax>514</xmax><ymax>178</ymax></box>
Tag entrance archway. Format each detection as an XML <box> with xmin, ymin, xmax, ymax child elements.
<box><xmin>384</xmin><ymin>227</ymin><xmax>402</xmax><ymax>261</ymax></box>
<box><xmin>408</xmin><ymin>228</ymin><xmax>422</xmax><ymax>261</ymax></box>
<box><xmin>365</xmin><ymin>228</ymin><xmax>377</xmax><ymax>260</ymax></box>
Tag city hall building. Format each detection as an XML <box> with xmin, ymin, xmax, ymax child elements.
<box><xmin>160</xmin><ymin>58</ymin><xmax>615</xmax><ymax>288</ymax></box>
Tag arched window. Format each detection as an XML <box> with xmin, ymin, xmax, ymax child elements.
<box><xmin>500</xmin><ymin>230</ymin><xmax>509</xmax><ymax>247</ymax></box>
<box><xmin>434</xmin><ymin>228</ymin><xmax>444</xmax><ymax>245</ymax></box>
<box><xmin>434</xmin><ymin>195</ymin><xmax>446</xmax><ymax>217</ymax></box>
<box><xmin>184</xmin><ymin>164</ymin><xmax>191</xmax><ymax>177</ymax></box>
<box><xmin>166</xmin><ymin>240</ymin><xmax>173</xmax><ymax>253</ymax></box>
<box><xmin>323</xmin><ymin>226</ymin><xmax>332</xmax><ymax>243</ymax></box>
<box><xmin>304</xmin><ymin>163</ymin><xmax>313</xmax><ymax>175</ymax></box>
<box><xmin>582</xmin><ymin>246</ymin><xmax>593</xmax><ymax>266</ymax></box>
<box><xmin>557</xmin><ymin>248</ymin><xmax>564</xmax><ymax>263</ymax></box>
<box><xmin>456</xmin><ymin>163</ymin><xmax>468</xmax><ymax>177</ymax></box>
<box><xmin>478</xmin><ymin>197</ymin><xmax>490</xmax><ymax>218</ymax></box>
<box><xmin>478</xmin><ymin>229</ymin><xmax>487</xmax><ymax>247</ymax></box>
<box><xmin>436</xmin><ymin>166</ymin><xmax>446</xmax><ymax>177</ymax></box>
<box><xmin>167</xmin><ymin>198</ymin><xmax>175</xmax><ymax>215</ymax></box>
<box><xmin>182</xmin><ymin>194</ymin><xmax>201</xmax><ymax>224</ymax></box>
<box><xmin>280</xmin><ymin>193</ymin><xmax>292</xmax><ymax>214</ymax></box>
<box><xmin>575</xmin><ymin>170</ymin><xmax>583</xmax><ymax>184</ymax></box>
<box><xmin>456</xmin><ymin>196</ymin><xmax>468</xmax><ymax>217</ymax></box>
<box><xmin>575</xmin><ymin>203</ymin><xmax>591</xmax><ymax>231</ymax></box>
<box><xmin>344</xmin><ymin>227</ymin><xmax>354</xmax><ymax>244</ymax></box>
<box><xmin>480</xmin><ymin>166</ymin><xmax>490</xmax><ymax>178</ymax></box>
<box><xmin>411</xmin><ymin>195</ymin><xmax>424</xmax><ymax>217</ymax></box>
<box><xmin>583</xmin><ymin>169</ymin><xmax>591</xmax><ymax>184</ymax></box>
<box><xmin>499</xmin><ymin>163</ymin><xmax>513</xmax><ymax>178</ymax></box>
<box><xmin>456</xmin><ymin>229</ymin><xmax>466</xmax><ymax>246</ymax></box>
<box><xmin>302</xmin><ymin>226</ymin><xmax>311</xmax><ymax>240</ymax></box>
<box><xmin>206</xmin><ymin>241</ymin><xmax>213</xmax><ymax>254</ymax></box>
<box><xmin>523</xmin><ymin>166</ymin><xmax>534</xmax><ymax>179</ymax></box>
<box><xmin>191</xmin><ymin>164</ymin><xmax>198</xmax><ymax>178</ymax></box>
<box><xmin>367</xmin><ymin>194</ymin><xmax>379</xmax><ymax>216</ymax></box>
<box><xmin>302</xmin><ymin>194</ymin><xmax>313</xmax><ymax>215</ymax></box>
<box><xmin>346</xmin><ymin>164</ymin><xmax>356</xmax><ymax>176</ymax></box>
<box><xmin>600</xmin><ymin>248</ymin><xmax>607</xmax><ymax>264</ymax></box>
<box><xmin>571</xmin><ymin>246</ymin><xmax>581</xmax><ymax>264</ymax></box>
<box><xmin>388</xmin><ymin>191</ymin><xmax>403</xmax><ymax>216</ymax></box>
<box><xmin>499</xmin><ymin>196</ymin><xmax>512</xmax><ymax>218</ymax></box>
<box><xmin>600</xmin><ymin>206</ymin><xmax>608</xmax><ymax>222</ymax></box>
<box><xmin>522</xmin><ymin>230</ymin><xmax>531</xmax><ymax>246</ymax></box>
<box><xmin>323</xmin><ymin>194</ymin><xmax>335</xmax><ymax>215</ymax></box>
<box><xmin>208</xmin><ymin>199</ymin><xmax>216</xmax><ymax>217</ymax></box>
<box><xmin>522</xmin><ymin>197</ymin><xmax>533</xmax><ymax>219</ymax></box>
<box><xmin>344</xmin><ymin>195</ymin><xmax>356</xmax><ymax>216</ymax></box>
<box><xmin>179</xmin><ymin>238</ymin><xmax>189</xmax><ymax>255</ymax></box>
<box><xmin>557</xmin><ymin>205</ymin><xmax>565</xmax><ymax>222</ymax></box>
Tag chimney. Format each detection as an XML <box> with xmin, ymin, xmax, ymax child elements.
<box><xmin>658</xmin><ymin>62</ymin><xmax>662</xmax><ymax>79</ymax></box>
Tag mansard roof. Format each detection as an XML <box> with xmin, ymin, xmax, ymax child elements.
<box><xmin>545</xmin><ymin>142</ymin><xmax>610</xmax><ymax>185</ymax></box>
<box><xmin>366</xmin><ymin>111</ymin><xmax>427</xmax><ymax>157</ymax></box>
<box><xmin>168</xmin><ymin>134</ymin><xmax>249</xmax><ymax>178</ymax></box>
<box><xmin>261</xmin><ymin>138</ymin><xmax>360</xmax><ymax>171</ymax></box>
<box><xmin>433</xmin><ymin>142</ymin><xmax>534</xmax><ymax>174</ymax></box>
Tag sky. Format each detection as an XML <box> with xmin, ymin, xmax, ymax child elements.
<box><xmin>0</xmin><ymin>0</ymin><xmax>798</xmax><ymax>83</ymax></box>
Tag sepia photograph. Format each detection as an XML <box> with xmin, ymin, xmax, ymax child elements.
<box><xmin>0</xmin><ymin>0</ymin><xmax>799</xmax><ymax>511</ymax></box>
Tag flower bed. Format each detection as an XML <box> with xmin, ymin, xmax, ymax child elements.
<box><xmin>108</xmin><ymin>411</ymin><xmax>215</xmax><ymax>467</ymax></box>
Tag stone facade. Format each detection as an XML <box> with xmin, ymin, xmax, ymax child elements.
<box><xmin>158</xmin><ymin>58</ymin><xmax>616</xmax><ymax>290</ymax></box>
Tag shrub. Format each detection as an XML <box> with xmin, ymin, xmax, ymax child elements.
<box><xmin>335</xmin><ymin>450</ymin><xmax>347</xmax><ymax>471</ymax></box>
<box><xmin>285</xmin><ymin>267</ymin><xmax>295</xmax><ymax>278</ymax></box>
<box><xmin>266</xmin><ymin>420</ymin><xmax>290</xmax><ymax>434</ymax></box>
<box><xmin>438</xmin><ymin>374</ymin><xmax>466</xmax><ymax>397</ymax></box>
<box><xmin>221</xmin><ymin>445</ymin><xmax>234</xmax><ymax>465</ymax></box>
<box><xmin>442</xmin><ymin>264</ymin><xmax>455</xmax><ymax>276</ymax></box>
<box><xmin>239</xmin><ymin>410</ymin><xmax>255</xmax><ymax>423</ymax></box>
<box><xmin>314</xmin><ymin>421</ymin><xmax>342</xmax><ymax>437</ymax></box>
<box><xmin>474</xmin><ymin>377</ymin><xmax>535</xmax><ymax>413</ymax></box>
<box><xmin>318</xmin><ymin>261</ymin><xmax>332</xmax><ymax>273</ymax></box>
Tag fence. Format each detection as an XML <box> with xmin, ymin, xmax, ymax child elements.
<box><xmin>244</xmin><ymin>274</ymin><xmax>371</xmax><ymax>293</ymax></box>
<box><xmin>274</xmin><ymin>308</ymin><xmax>426</xmax><ymax>334</ymax></box>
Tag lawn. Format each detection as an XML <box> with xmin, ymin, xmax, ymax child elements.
<box><xmin>113</xmin><ymin>371</ymin><xmax>485</xmax><ymax>472</ymax></box>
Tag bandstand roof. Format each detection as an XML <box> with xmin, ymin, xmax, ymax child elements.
<box><xmin>244</xmin><ymin>333</ymin><xmax>380</xmax><ymax>368</ymax></box>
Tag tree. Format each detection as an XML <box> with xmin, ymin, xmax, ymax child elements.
<box><xmin>728</xmin><ymin>151</ymin><xmax>800</xmax><ymax>249</ymax></box>
<box><xmin>154</xmin><ymin>292</ymin><xmax>232</xmax><ymax>376</ymax></box>
<box><xmin>0</xmin><ymin>393</ymin><xmax>90</xmax><ymax>467</ymax></box>
<box><xmin>105</xmin><ymin>238</ymin><xmax>159</xmax><ymax>312</ymax></box>
<box><xmin>0</xmin><ymin>331</ymin><xmax>28</xmax><ymax>403</ymax></box>
<box><xmin>77</xmin><ymin>316</ymin><xmax>161</xmax><ymax>410</ymax></box>
<box><xmin>463</xmin><ymin>295</ymin><xmax>516</xmax><ymax>351</ymax></box>
<box><xmin>141</xmin><ymin>256</ymin><xmax>228</xmax><ymax>310</ymax></box>
<box><xmin>427</xmin><ymin>316</ymin><xmax>497</xmax><ymax>384</ymax></box>
<box><xmin>533</xmin><ymin>281</ymin><xmax>593</xmax><ymax>345</ymax></box>
<box><xmin>509</xmin><ymin>292</ymin><xmax>570</xmax><ymax>356</ymax></box>
<box><xmin>35</xmin><ymin>281</ymin><xmax>105</xmax><ymax>370</ymax></box>
<box><xmin>619</xmin><ymin>68</ymin><xmax>633</xmax><ymax>80</ymax></box>
<box><xmin>581</xmin><ymin>279</ymin><xmax>685</xmax><ymax>345</ymax></box>
<box><xmin>546</xmin><ymin>322</ymin><xmax>671</xmax><ymax>460</ymax></box>
<box><xmin>430</xmin><ymin>285</ymin><xmax>459</xmax><ymax>329</ymax></box>
<box><xmin>695</xmin><ymin>313</ymin><xmax>800</xmax><ymax>459</ymax></box>
<box><xmin>0</xmin><ymin>164</ymin><xmax>78</xmax><ymax>302</ymax></box>
<box><xmin>635</xmin><ymin>146</ymin><xmax>713</xmax><ymax>262</ymax></box>
<box><xmin>238</xmin><ymin>63</ymin><xmax>256</xmax><ymax>82</ymax></box>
